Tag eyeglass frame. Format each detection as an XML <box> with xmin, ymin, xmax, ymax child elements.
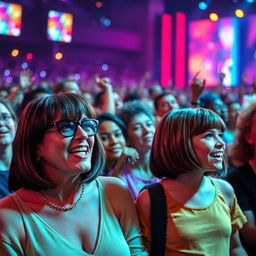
<box><xmin>45</xmin><ymin>118</ymin><xmax>99</xmax><ymax>137</ymax></box>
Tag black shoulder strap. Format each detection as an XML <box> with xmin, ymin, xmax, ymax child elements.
<box><xmin>146</xmin><ymin>183</ymin><xmax>167</xmax><ymax>256</ymax></box>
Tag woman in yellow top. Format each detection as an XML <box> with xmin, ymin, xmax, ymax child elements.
<box><xmin>0</xmin><ymin>93</ymin><xmax>148</xmax><ymax>256</ymax></box>
<box><xmin>136</xmin><ymin>108</ymin><xmax>247</xmax><ymax>256</ymax></box>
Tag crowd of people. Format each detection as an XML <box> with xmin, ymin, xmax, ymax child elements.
<box><xmin>0</xmin><ymin>68</ymin><xmax>255</xmax><ymax>255</ymax></box>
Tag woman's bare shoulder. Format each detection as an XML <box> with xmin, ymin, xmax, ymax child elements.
<box><xmin>0</xmin><ymin>194</ymin><xmax>25</xmax><ymax>236</ymax></box>
<box><xmin>213</xmin><ymin>178</ymin><xmax>235</xmax><ymax>207</ymax></box>
<box><xmin>98</xmin><ymin>176</ymin><xmax>128</xmax><ymax>191</ymax></box>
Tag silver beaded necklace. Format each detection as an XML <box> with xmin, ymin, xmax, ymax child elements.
<box><xmin>38</xmin><ymin>183</ymin><xmax>85</xmax><ymax>212</ymax></box>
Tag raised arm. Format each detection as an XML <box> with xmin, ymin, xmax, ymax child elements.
<box><xmin>190</xmin><ymin>71</ymin><xmax>205</xmax><ymax>107</ymax></box>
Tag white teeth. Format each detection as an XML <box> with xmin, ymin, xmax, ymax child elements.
<box><xmin>70</xmin><ymin>146</ymin><xmax>88</xmax><ymax>153</ymax></box>
<box><xmin>210</xmin><ymin>153</ymin><xmax>222</xmax><ymax>157</ymax></box>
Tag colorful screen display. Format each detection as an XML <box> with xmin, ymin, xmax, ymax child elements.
<box><xmin>47</xmin><ymin>10</ymin><xmax>73</xmax><ymax>43</ymax></box>
<box><xmin>188</xmin><ymin>17</ymin><xmax>235</xmax><ymax>87</ymax></box>
<box><xmin>0</xmin><ymin>1</ymin><xmax>22</xmax><ymax>36</ymax></box>
<box><xmin>242</xmin><ymin>14</ymin><xmax>256</xmax><ymax>83</ymax></box>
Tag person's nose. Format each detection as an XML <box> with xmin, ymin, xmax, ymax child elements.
<box><xmin>75</xmin><ymin>125</ymin><xmax>89</xmax><ymax>139</ymax></box>
<box><xmin>142</xmin><ymin>124</ymin><xmax>152</xmax><ymax>134</ymax></box>
<box><xmin>109</xmin><ymin>135</ymin><xmax>118</xmax><ymax>144</ymax></box>
<box><xmin>216</xmin><ymin>137</ymin><xmax>225</xmax><ymax>150</ymax></box>
<box><xmin>0</xmin><ymin>119</ymin><xmax>5</xmax><ymax>126</ymax></box>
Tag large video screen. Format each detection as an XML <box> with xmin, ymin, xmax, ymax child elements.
<box><xmin>47</xmin><ymin>10</ymin><xmax>73</xmax><ymax>43</ymax></box>
<box><xmin>188</xmin><ymin>17</ymin><xmax>235</xmax><ymax>87</ymax></box>
<box><xmin>242</xmin><ymin>14</ymin><xmax>256</xmax><ymax>83</ymax></box>
<box><xmin>0</xmin><ymin>1</ymin><xmax>22</xmax><ymax>36</ymax></box>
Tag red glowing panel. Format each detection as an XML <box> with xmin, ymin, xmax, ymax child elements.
<box><xmin>243</xmin><ymin>14</ymin><xmax>256</xmax><ymax>83</ymax></box>
<box><xmin>47</xmin><ymin>10</ymin><xmax>73</xmax><ymax>43</ymax></box>
<box><xmin>175</xmin><ymin>12</ymin><xmax>186</xmax><ymax>89</ymax></box>
<box><xmin>161</xmin><ymin>13</ymin><xmax>172</xmax><ymax>88</ymax></box>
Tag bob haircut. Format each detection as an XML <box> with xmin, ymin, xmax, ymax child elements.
<box><xmin>229</xmin><ymin>100</ymin><xmax>256</xmax><ymax>162</ymax></box>
<box><xmin>9</xmin><ymin>93</ymin><xmax>105</xmax><ymax>191</ymax></box>
<box><xmin>98</xmin><ymin>112</ymin><xmax>127</xmax><ymax>139</ymax></box>
<box><xmin>150</xmin><ymin>108</ymin><xmax>227</xmax><ymax>179</ymax></box>
<box><xmin>0</xmin><ymin>98</ymin><xmax>17</xmax><ymax>123</ymax></box>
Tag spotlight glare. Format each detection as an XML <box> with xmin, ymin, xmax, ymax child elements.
<box><xmin>11</xmin><ymin>49</ymin><xmax>19</xmax><ymax>57</ymax></box>
<box><xmin>246</xmin><ymin>0</ymin><xmax>254</xmax><ymax>3</ymax></box>
<box><xmin>198</xmin><ymin>2</ymin><xmax>208</xmax><ymax>10</ymax></box>
<box><xmin>40</xmin><ymin>71</ymin><xmax>47</xmax><ymax>78</ymax></box>
<box><xmin>3</xmin><ymin>69</ymin><xmax>10</xmax><ymax>76</ymax></box>
<box><xmin>235</xmin><ymin>9</ymin><xmax>244</xmax><ymax>18</ymax></box>
<box><xmin>101</xmin><ymin>64</ymin><xmax>109</xmax><ymax>71</ymax></box>
<box><xmin>26</xmin><ymin>53</ymin><xmax>33</xmax><ymax>60</ymax></box>
<box><xmin>55</xmin><ymin>52</ymin><xmax>63</xmax><ymax>60</ymax></box>
<box><xmin>21</xmin><ymin>62</ymin><xmax>28</xmax><ymax>69</ymax></box>
<box><xmin>209</xmin><ymin>13</ymin><xmax>219</xmax><ymax>21</ymax></box>
<box><xmin>96</xmin><ymin>1</ymin><xmax>103</xmax><ymax>8</ymax></box>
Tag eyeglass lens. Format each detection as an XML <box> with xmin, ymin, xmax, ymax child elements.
<box><xmin>58</xmin><ymin>119</ymin><xmax>98</xmax><ymax>137</ymax></box>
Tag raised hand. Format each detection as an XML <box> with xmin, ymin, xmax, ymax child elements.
<box><xmin>19</xmin><ymin>69</ymin><xmax>33</xmax><ymax>90</ymax></box>
<box><xmin>190</xmin><ymin>71</ymin><xmax>206</xmax><ymax>102</ymax></box>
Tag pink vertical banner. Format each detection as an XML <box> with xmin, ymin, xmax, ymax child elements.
<box><xmin>175</xmin><ymin>12</ymin><xmax>186</xmax><ymax>89</ymax></box>
<box><xmin>161</xmin><ymin>13</ymin><xmax>172</xmax><ymax>88</ymax></box>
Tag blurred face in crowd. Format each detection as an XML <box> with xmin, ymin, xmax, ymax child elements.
<box><xmin>156</xmin><ymin>94</ymin><xmax>179</xmax><ymax>117</ymax></box>
<box><xmin>127</xmin><ymin>113</ymin><xmax>155</xmax><ymax>153</ymax></box>
<box><xmin>208</xmin><ymin>99</ymin><xmax>228</xmax><ymax>124</ymax></box>
<box><xmin>245</xmin><ymin>113</ymin><xmax>256</xmax><ymax>152</ymax></box>
<box><xmin>114</xmin><ymin>93</ymin><xmax>123</xmax><ymax>110</ymax></box>
<box><xmin>99</xmin><ymin>120</ymin><xmax>126</xmax><ymax>161</ymax></box>
<box><xmin>228</xmin><ymin>102</ymin><xmax>241</xmax><ymax>126</ymax></box>
<box><xmin>63</xmin><ymin>81</ymin><xmax>81</xmax><ymax>95</ymax></box>
<box><xmin>0</xmin><ymin>103</ymin><xmax>16</xmax><ymax>147</ymax></box>
<box><xmin>149</xmin><ymin>85</ymin><xmax>163</xmax><ymax>99</ymax></box>
<box><xmin>0</xmin><ymin>90</ymin><xmax>8</xmax><ymax>99</ymax></box>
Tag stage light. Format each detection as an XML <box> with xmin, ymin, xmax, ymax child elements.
<box><xmin>55</xmin><ymin>52</ymin><xmax>63</xmax><ymax>60</ymax></box>
<box><xmin>235</xmin><ymin>9</ymin><xmax>244</xmax><ymax>18</ymax></box>
<box><xmin>100</xmin><ymin>17</ymin><xmax>111</xmax><ymax>27</ymax></box>
<box><xmin>101</xmin><ymin>64</ymin><xmax>109</xmax><ymax>71</ymax></box>
<box><xmin>74</xmin><ymin>73</ymin><xmax>81</xmax><ymax>80</ymax></box>
<box><xmin>209</xmin><ymin>13</ymin><xmax>219</xmax><ymax>21</ymax></box>
<box><xmin>198</xmin><ymin>2</ymin><xmax>208</xmax><ymax>10</ymax></box>
<box><xmin>21</xmin><ymin>62</ymin><xmax>28</xmax><ymax>69</ymax></box>
<box><xmin>96</xmin><ymin>1</ymin><xmax>103</xmax><ymax>8</ymax></box>
<box><xmin>3</xmin><ymin>69</ymin><xmax>10</xmax><ymax>76</ymax></box>
<box><xmin>11</xmin><ymin>49</ymin><xmax>19</xmax><ymax>57</ymax></box>
<box><xmin>246</xmin><ymin>0</ymin><xmax>254</xmax><ymax>3</ymax></box>
<box><xmin>6</xmin><ymin>77</ymin><xmax>12</xmax><ymax>83</ymax></box>
<box><xmin>26</xmin><ymin>53</ymin><xmax>33</xmax><ymax>60</ymax></box>
<box><xmin>40</xmin><ymin>71</ymin><xmax>47</xmax><ymax>78</ymax></box>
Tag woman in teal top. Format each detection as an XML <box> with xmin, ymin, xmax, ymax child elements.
<box><xmin>0</xmin><ymin>93</ymin><xmax>148</xmax><ymax>256</ymax></box>
<box><xmin>0</xmin><ymin>99</ymin><xmax>17</xmax><ymax>199</ymax></box>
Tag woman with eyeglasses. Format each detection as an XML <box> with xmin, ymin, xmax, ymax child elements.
<box><xmin>0</xmin><ymin>99</ymin><xmax>16</xmax><ymax>199</ymax></box>
<box><xmin>0</xmin><ymin>93</ymin><xmax>148</xmax><ymax>256</ymax></box>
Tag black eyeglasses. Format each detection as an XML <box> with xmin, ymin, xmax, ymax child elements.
<box><xmin>46</xmin><ymin>118</ymin><xmax>99</xmax><ymax>137</ymax></box>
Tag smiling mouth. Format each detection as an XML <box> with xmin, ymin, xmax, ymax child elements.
<box><xmin>69</xmin><ymin>146</ymin><xmax>89</xmax><ymax>158</ymax></box>
<box><xmin>109</xmin><ymin>148</ymin><xmax>122</xmax><ymax>153</ymax></box>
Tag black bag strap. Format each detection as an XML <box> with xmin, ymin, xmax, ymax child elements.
<box><xmin>146</xmin><ymin>183</ymin><xmax>167</xmax><ymax>256</ymax></box>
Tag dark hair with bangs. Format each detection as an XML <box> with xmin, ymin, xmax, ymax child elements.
<box><xmin>150</xmin><ymin>108</ymin><xmax>227</xmax><ymax>179</ymax></box>
<box><xmin>98</xmin><ymin>112</ymin><xmax>127</xmax><ymax>139</ymax></box>
<box><xmin>9</xmin><ymin>93</ymin><xmax>105</xmax><ymax>191</ymax></box>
